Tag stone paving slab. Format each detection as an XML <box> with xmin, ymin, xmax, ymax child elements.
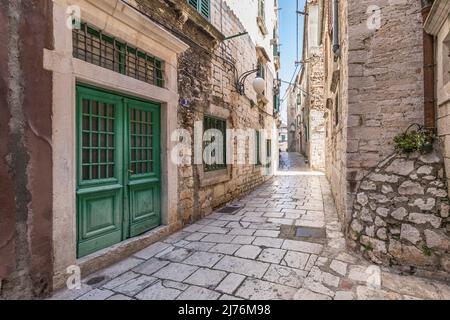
<box><xmin>51</xmin><ymin>153</ymin><xmax>450</xmax><ymax>301</ymax></box>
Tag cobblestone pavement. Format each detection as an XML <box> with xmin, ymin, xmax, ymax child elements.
<box><xmin>53</xmin><ymin>153</ymin><xmax>450</xmax><ymax>300</ymax></box>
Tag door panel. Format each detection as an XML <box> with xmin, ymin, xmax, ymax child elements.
<box><xmin>77</xmin><ymin>187</ymin><xmax>123</xmax><ymax>257</ymax></box>
<box><xmin>76</xmin><ymin>85</ymin><xmax>161</xmax><ymax>258</ymax></box>
<box><xmin>76</xmin><ymin>86</ymin><xmax>124</xmax><ymax>257</ymax></box>
<box><xmin>126</xmin><ymin>100</ymin><xmax>161</xmax><ymax>237</ymax></box>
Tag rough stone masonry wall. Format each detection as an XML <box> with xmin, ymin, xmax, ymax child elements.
<box><xmin>343</xmin><ymin>0</ymin><xmax>425</xmax><ymax>228</ymax></box>
<box><xmin>136</xmin><ymin>0</ymin><xmax>274</xmax><ymax>226</ymax></box>
<box><xmin>0</xmin><ymin>0</ymin><xmax>54</xmax><ymax>299</ymax></box>
<box><xmin>349</xmin><ymin>150</ymin><xmax>450</xmax><ymax>281</ymax></box>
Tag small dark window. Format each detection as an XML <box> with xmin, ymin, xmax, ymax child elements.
<box><xmin>334</xmin><ymin>96</ymin><xmax>339</xmax><ymax>126</ymax></box>
<box><xmin>255</xmin><ymin>130</ymin><xmax>261</xmax><ymax>166</ymax></box>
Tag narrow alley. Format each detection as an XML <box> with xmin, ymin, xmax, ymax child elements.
<box><xmin>52</xmin><ymin>153</ymin><xmax>450</xmax><ymax>300</ymax></box>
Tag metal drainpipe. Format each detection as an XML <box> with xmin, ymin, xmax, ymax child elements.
<box><xmin>332</xmin><ymin>0</ymin><xmax>340</xmax><ymax>57</ymax></box>
<box><xmin>421</xmin><ymin>0</ymin><xmax>436</xmax><ymax>130</ymax></box>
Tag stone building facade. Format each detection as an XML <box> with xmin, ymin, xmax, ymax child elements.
<box><xmin>319</xmin><ymin>0</ymin><xmax>449</xmax><ymax>278</ymax></box>
<box><xmin>323</xmin><ymin>0</ymin><xmax>427</xmax><ymax>225</ymax></box>
<box><xmin>287</xmin><ymin>83</ymin><xmax>301</xmax><ymax>153</ymax></box>
<box><xmin>425</xmin><ymin>0</ymin><xmax>450</xmax><ymax>198</ymax></box>
<box><xmin>0</xmin><ymin>0</ymin><xmax>280</xmax><ymax>298</ymax></box>
<box><xmin>287</xmin><ymin>0</ymin><xmax>326</xmax><ymax>170</ymax></box>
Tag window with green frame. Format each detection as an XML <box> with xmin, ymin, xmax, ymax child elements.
<box><xmin>273</xmin><ymin>94</ymin><xmax>280</xmax><ymax>113</ymax></box>
<box><xmin>255</xmin><ymin>130</ymin><xmax>261</xmax><ymax>166</ymax></box>
<box><xmin>258</xmin><ymin>0</ymin><xmax>265</xmax><ymax>19</ymax></box>
<box><xmin>257</xmin><ymin>60</ymin><xmax>266</xmax><ymax>79</ymax></box>
<box><xmin>203</xmin><ymin>116</ymin><xmax>227</xmax><ymax>172</ymax></box>
<box><xmin>188</xmin><ymin>0</ymin><xmax>210</xmax><ymax>19</ymax></box>
<box><xmin>73</xmin><ymin>22</ymin><xmax>165</xmax><ymax>87</ymax></box>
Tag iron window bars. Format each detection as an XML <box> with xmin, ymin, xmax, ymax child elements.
<box><xmin>203</xmin><ymin>116</ymin><xmax>227</xmax><ymax>172</ymax></box>
<box><xmin>73</xmin><ymin>22</ymin><xmax>165</xmax><ymax>88</ymax></box>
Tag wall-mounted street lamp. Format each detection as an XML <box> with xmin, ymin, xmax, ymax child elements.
<box><xmin>222</xmin><ymin>32</ymin><xmax>266</xmax><ymax>96</ymax></box>
<box><xmin>235</xmin><ymin>69</ymin><xmax>266</xmax><ymax>96</ymax></box>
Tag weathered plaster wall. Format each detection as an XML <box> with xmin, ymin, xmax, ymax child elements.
<box><xmin>0</xmin><ymin>0</ymin><xmax>54</xmax><ymax>299</ymax></box>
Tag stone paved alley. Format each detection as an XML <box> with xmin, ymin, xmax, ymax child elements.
<box><xmin>52</xmin><ymin>154</ymin><xmax>450</xmax><ymax>300</ymax></box>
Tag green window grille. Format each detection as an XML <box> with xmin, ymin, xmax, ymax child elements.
<box><xmin>80</xmin><ymin>98</ymin><xmax>117</xmax><ymax>181</ymax></box>
<box><xmin>255</xmin><ymin>130</ymin><xmax>261</xmax><ymax>166</ymax></box>
<box><xmin>129</xmin><ymin>108</ymin><xmax>155</xmax><ymax>175</ymax></box>
<box><xmin>188</xmin><ymin>0</ymin><xmax>210</xmax><ymax>18</ymax></box>
<box><xmin>203</xmin><ymin>116</ymin><xmax>227</xmax><ymax>172</ymax></box>
<box><xmin>73</xmin><ymin>22</ymin><xmax>165</xmax><ymax>87</ymax></box>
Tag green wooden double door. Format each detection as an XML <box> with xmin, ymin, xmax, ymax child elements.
<box><xmin>76</xmin><ymin>85</ymin><xmax>161</xmax><ymax>258</ymax></box>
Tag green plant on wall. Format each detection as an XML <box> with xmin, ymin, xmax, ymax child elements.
<box><xmin>394</xmin><ymin>126</ymin><xmax>435</xmax><ymax>155</ymax></box>
<box><xmin>422</xmin><ymin>244</ymin><xmax>433</xmax><ymax>257</ymax></box>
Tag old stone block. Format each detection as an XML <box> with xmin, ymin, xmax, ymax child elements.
<box><xmin>236</xmin><ymin>279</ymin><xmax>297</xmax><ymax>300</ymax></box>
<box><xmin>177</xmin><ymin>286</ymin><xmax>221</xmax><ymax>300</ymax></box>
<box><xmin>424</xmin><ymin>230</ymin><xmax>450</xmax><ymax>251</ymax></box>
<box><xmin>234</xmin><ymin>245</ymin><xmax>262</xmax><ymax>260</ymax></box>
<box><xmin>419</xmin><ymin>153</ymin><xmax>441</xmax><ymax>164</ymax></box>
<box><xmin>184</xmin><ymin>268</ymin><xmax>227</xmax><ymax>287</ymax></box>
<box><xmin>215</xmin><ymin>273</ymin><xmax>246</xmax><ymax>295</ymax></box>
<box><xmin>386</xmin><ymin>159</ymin><xmax>415</xmax><ymax>176</ymax></box>
<box><xmin>263</xmin><ymin>265</ymin><xmax>307</xmax><ymax>288</ymax></box>
<box><xmin>183</xmin><ymin>252</ymin><xmax>224</xmax><ymax>268</ymax></box>
<box><xmin>398</xmin><ymin>181</ymin><xmax>424</xmax><ymax>196</ymax></box>
<box><xmin>400</xmin><ymin>224</ymin><xmax>421</xmax><ymax>245</ymax></box>
<box><xmin>135</xmin><ymin>281</ymin><xmax>182</xmax><ymax>300</ymax></box>
<box><xmin>413</xmin><ymin>198</ymin><xmax>436</xmax><ymax>211</ymax></box>
<box><xmin>376</xmin><ymin>207</ymin><xmax>389</xmax><ymax>217</ymax></box>
<box><xmin>417</xmin><ymin>165</ymin><xmax>433</xmax><ymax>175</ymax></box>
<box><xmin>391</xmin><ymin>207</ymin><xmax>408</xmax><ymax>221</ymax></box>
<box><xmin>357</xmin><ymin>193</ymin><xmax>369</xmax><ymax>206</ymax></box>
<box><xmin>214</xmin><ymin>256</ymin><xmax>269</xmax><ymax>278</ymax></box>
<box><xmin>408</xmin><ymin>213</ymin><xmax>442</xmax><ymax>228</ymax></box>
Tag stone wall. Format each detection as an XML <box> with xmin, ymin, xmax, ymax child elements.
<box><xmin>324</xmin><ymin>0</ymin><xmax>349</xmax><ymax>225</ymax></box>
<box><xmin>325</xmin><ymin>0</ymin><xmax>426</xmax><ymax>229</ymax></box>
<box><xmin>349</xmin><ymin>149</ymin><xmax>450</xmax><ymax>280</ymax></box>
<box><xmin>136</xmin><ymin>0</ymin><xmax>276</xmax><ymax>226</ymax></box>
<box><xmin>0</xmin><ymin>0</ymin><xmax>54</xmax><ymax>299</ymax></box>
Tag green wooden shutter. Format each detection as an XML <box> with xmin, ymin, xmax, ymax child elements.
<box><xmin>188</xmin><ymin>0</ymin><xmax>198</xmax><ymax>10</ymax></box>
<box><xmin>200</xmin><ymin>0</ymin><xmax>210</xmax><ymax>18</ymax></box>
<box><xmin>188</xmin><ymin>0</ymin><xmax>210</xmax><ymax>18</ymax></box>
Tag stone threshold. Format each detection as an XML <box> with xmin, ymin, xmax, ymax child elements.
<box><xmin>54</xmin><ymin>223</ymin><xmax>182</xmax><ymax>291</ymax></box>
